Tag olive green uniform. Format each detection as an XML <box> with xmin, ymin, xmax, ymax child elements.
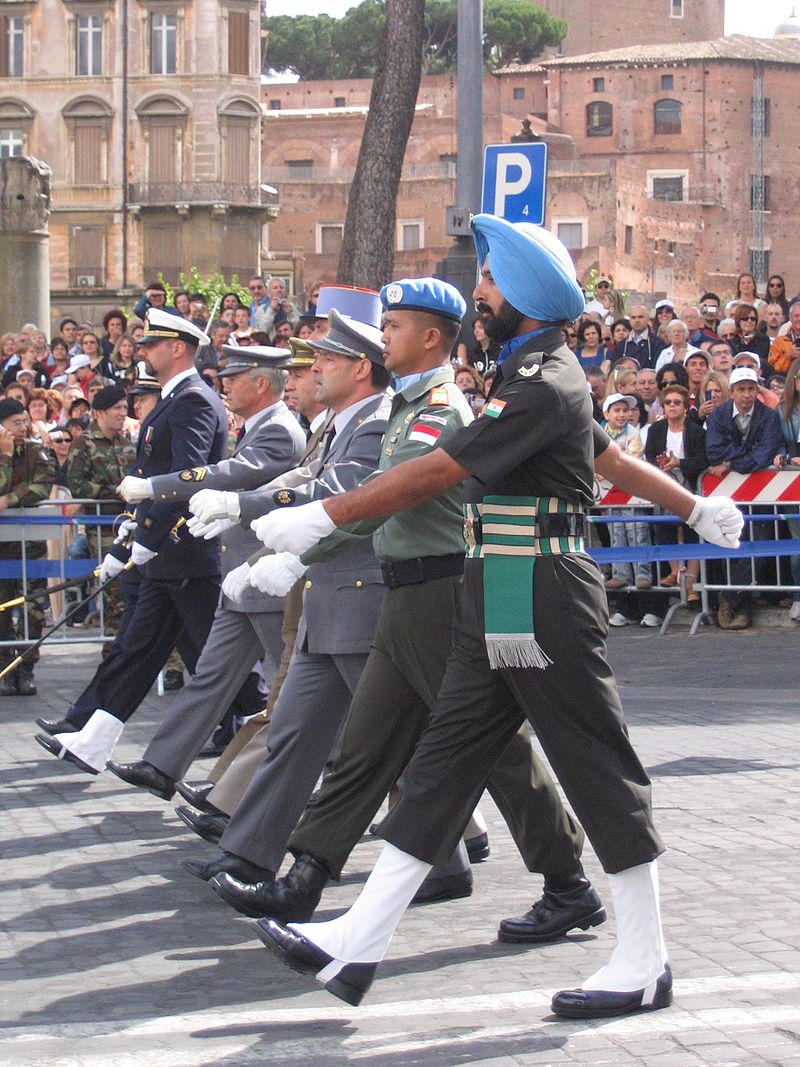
<box><xmin>0</xmin><ymin>440</ymin><xmax>56</xmax><ymax>665</ymax></box>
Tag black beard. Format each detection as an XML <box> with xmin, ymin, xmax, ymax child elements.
<box><xmin>478</xmin><ymin>300</ymin><xmax>526</xmax><ymax>344</ymax></box>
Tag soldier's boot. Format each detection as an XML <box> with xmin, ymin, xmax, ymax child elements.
<box><xmin>212</xmin><ymin>852</ymin><xmax>331</xmax><ymax>921</ymax></box>
<box><xmin>0</xmin><ymin>667</ymin><xmax>18</xmax><ymax>696</ymax></box>
<box><xmin>17</xmin><ymin>663</ymin><xmax>37</xmax><ymax>697</ymax></box>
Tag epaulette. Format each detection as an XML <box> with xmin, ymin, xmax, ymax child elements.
<box><xmin>428</xmin><ymin>386</ymin><xmax>450</xmax><ymax>406</ymax></box>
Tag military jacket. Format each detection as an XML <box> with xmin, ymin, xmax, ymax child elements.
<box><xmin>0</xmin><ymin>440</ymin><xmax>55</xmax><ymax>507</ymax></box>
<box><xmin>68</xmin><ymin>426</ymin><xmax>136</xmax><ymax>513</ymax></box>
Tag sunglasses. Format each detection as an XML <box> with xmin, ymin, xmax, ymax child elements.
<box><xmin>661</xmin><ymin>379</ymin><xmax>678</xmax><ymax>386</ymax></box>
<box><xmin>50</xmin><ymin>434</ymin><xmax>72</xmax><ymax>443</ymax></box>
<box><xmin>662</xmin><ymin>398</ymin><xmax>684</xmax><ymax>406</ymax></box>
<box><xmin>741</xmin><ymin>315</ymin><xmax>757</xmax><ymax>322</ymax></box>
<box><xmin>596</xmin><ymin>283</ymin><xmax>610</xmax><ymax>289</ymax></box>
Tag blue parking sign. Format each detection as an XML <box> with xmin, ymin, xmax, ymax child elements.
<box><xmin>481</xmin><ymin>143</ymin><xmax>548</xmax><ymax>225</ymax></box>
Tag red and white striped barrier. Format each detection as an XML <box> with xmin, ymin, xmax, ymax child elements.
<box><xmin>594</xmin><ymin>480</ymin><xmax>651</xmax><ymax>507</ymax></box>
<box><xmin>701</xmin><ymin>469</ymin><xmax>800</xmax><ymax>503</ymax></box>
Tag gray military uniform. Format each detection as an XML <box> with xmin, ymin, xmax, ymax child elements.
<box><xmin>142</xmin><ymin>401</ymin><xmax>306</xmax><ymax>780</ymax></box>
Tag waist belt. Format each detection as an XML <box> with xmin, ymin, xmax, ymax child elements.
<box><xmin>462</xmin><ymin>495</ymin><xmax>586</xmax><ymax>672</ymax></box>
<box><xmin>463</xmin><ymin>499</ymin><xmax>586</xmax><ymax>559</ymax></box>
<box><xmin>380</xmin><ymin>553</ymin><xmax>464</xmax><ymax>589</ymax></box>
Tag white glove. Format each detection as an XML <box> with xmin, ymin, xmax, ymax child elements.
<box><xmin>186</xmin><ymin>514</ymin><xmax>236</xmax><ymax>540</ymax></box>
<box><xmin>118</xmin><ymin>476</ymin><xmax>152</xmax><ymax>503</ymax></box>
<box><xmin>221</xmin><ymin>562</ymin><xmax>251</xmax><ymax>603</ymax></box>
<box><xmin>250</xmin><ymin>500</ymin><xmax>336</xmax><ymax>554</ymax></box>
<box><xmin>189</xmin><ymin>489</ymin><xmax>241</xmax><ymax>524</ymax></box>
<box><xmin>98</xmin><ymin>553</ymin><xmax>125</xmax><ymax>583</ymax></box>
<box><xmin>130</xmin><ymin>541</ymin><xmax>157</xmax><ymax>566</ymax></box>
<box><xmin>687</xmin><ymin>495</ymin><xmax>743</xmax><ymax>549</ymax></box>
<box><xmin>113</xmin><ymin>517</ymin><xmax>137</xmax><ymax>545</ymax></box>
<box><xmin>248</xmin><ymin>553</ymin><xmax>307</xmax><ymax>596</ymax></box>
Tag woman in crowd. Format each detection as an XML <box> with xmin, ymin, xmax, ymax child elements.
<box><xmin>0</xmin><ymin>332</ymin><xmax>17</xmax><ymax>369</ymax></box>
<box><xmin>232</xmin><ymin>305</ymin><xmax>253</xmax><ymax>342</ymax></box>
<box><xmin>775</xmin><ymin>358</ymin><xmax>800</xmax><ymax>622</ymax></box>
<box><xmin>221</xmin><ymin>292</ymin><xmax>242</xmax><ymax>313</ymax></box>
<box><xmin>79</xmin><ymin>330</ymin><xmax>113</xmax><ymax>380</ymax></box>
<box><xmin>603</xmin><ymin>365</ymin><xmax>639</xmax><ymax>402</ymax></box>
<box><xmin>454</xmin><ymin>365</ymin><xmax>486</xmax><ymax>414</ymax></box>
<box><xmin>27</xmin><ymin>388</ymin><xmax>59</xmax><ymax>435</ymax></box>
<box><xmin>654</xmin><ymin>319</ymin><xmax>701</xmax><ymax>371</ymax></box>
<box><xmin>717</xmin><ymin>318</ymin><xmax>738</xmax><ymax>344</ymax></box>
<box><xmin>456</xmin><ymin>316</ymin><xmax>500</xmax><ymax>375</ymax></box>
<box><xmin>654</xmin><ymin>300</ymin><xmax>677</xmax><ymax>333</ymax></box>
<box><xmin>610</xmin><ymin>317</ymin><xmax>631</xmax><ymax>348</ymax></box>
<box><xmin>562</xmin><ymin>324</ymin><xmax>578</xmax><ymax>351</ymax></box>
<box><xmin>173</xmin><ymin>290</ymin><xmax>192</xmax><ymax>318</ymax></box>
<box><xmin>101</xmin><ymin>310</ymin><xmax>127</xmax><ymax>360</ymax></box>
<box><xmin>731</xmin><ymin>303</ymin><xmax>770</xmax><ymax>361</ymax></box>
<box><xmin>110</xmin><ymin>334</ymin><xmax>137</xmax><ymax>380</ymax></box>
<box><xmin>2</xmin><ymin>342</ymin><xmax>49</xmax><ymax>388</ymax></box>
<box><xmin>29</xmin><ymin>329</ymin><xmax>52</xmax><ymax>371</ymax></box>
<box><xmin>736</xmin><ymin>273</ymin><xmax>766</xmax><ymax>318</ymax></box>
<box><xmin>695</xmin><ymin>369</ymin><xmax>730</xmax><ymax>426</ymax></box>
<box><xmin>47</xmin><ymin>426</ymin><xmax>73</xmax><ymax>488</ymax></box>
<box><xmin>645</xmin><ymin>383</ymin><xmax>707</xmax><ymax>600</ymax></box>
<box><xmin>49</xmin><ymin>338</ymin><xmax>70</xmax><ymax>379</ymax></box>
<box><xmin>766</xmin><ymin>275</ymin><xmax>790</xmax><ymax>317</ymax></box>
<box><xmin>656</xmin><ymin>361</ymin><xmax>689</xmax><ymax>393</ymax></box>
<box><xmin>575</xmin><ymin>319</ymin><xmax>611</xmax><ymax>370</ymax></box>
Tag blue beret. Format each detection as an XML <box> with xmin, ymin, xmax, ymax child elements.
<box><xmin>471</xmin><ymin>214</ymin><xmax>585</xmax><ymax>324</ymax></box>
<box><xmin>381</xmin><ymin>277</ymin><xmax>467</xmax><ymax>323</ymax></box>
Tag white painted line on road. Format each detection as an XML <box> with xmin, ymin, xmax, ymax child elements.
<box><xmin>0</xmin><ymin>970</ymin><xmax>798</xmax><ymax>1046</ymax></box>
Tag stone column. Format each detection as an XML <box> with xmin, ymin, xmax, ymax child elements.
<box><xmin>0</xmin><ymin>157</ymin><xmax>51</xmax><ymax>333</ymax></box>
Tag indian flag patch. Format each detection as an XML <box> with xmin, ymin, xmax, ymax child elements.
<box><xmin>484</xmin><ymin>398</ymin><xmax>507</xmax><ymax>419</ymax></box>
<box><xmin>409</xmin><ymin>423</ymin><xmax>442</xmax><ymax>446</ymax></box>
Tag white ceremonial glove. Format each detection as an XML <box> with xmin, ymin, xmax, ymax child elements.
<box><xmin>113</xmin><ymin>517</ymin><xmax>137</xmax><ymax>545</ymax></box>
<box><xmin>186</xmin><ymin>514</ymin><xmax>236</xmax><ymax>540</ymax></box>
<box><xmin>98</xmin><ymin>553</ymin><xmax>125</xmax><ymax>583</ymax></box>
<box><xmin>189</xmin><ymin>489</ymin><xmax>241</xmax><ymax>524</ymax></box>
<box><xmin>250</xmin><ymin>500</ymin><xmax>336</xmax><ymax>554</ymax></box>
<box><xmin>130</xmin><ymin>542</ymin><xmax>157</xmax><ymax>566</ymax></box>
<box><xmin>118</xmin><ymin>475</ymin><xmax>152</xmax><ymax>503</ymax></box>
<box><xmin>248</xmin><ymin>552</ymin><xmax>307</xmax><ymax>596</ymax></box>
<box><xmin>687</xmin><ymin>495</ymin><xmax>743</xmax><ymax>549</ymax></box>
<box><xmin>221</xmin><ymin>562</ymin><xmax>251</xmax><ymax>603</ymax></box>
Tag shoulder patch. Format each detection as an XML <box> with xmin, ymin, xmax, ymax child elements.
<box><xmin>179</xmin><ymin>467</ymin><xmax>207</xmax><ymax>482</ymax></box>
<box><xmin>428</xmin><ymin>386</ymin><xmax>450</xmax><ymax>406</ymax></box>
<box><xmin>273</xmin><ymin>488</ymin><xmax>296</xmax><ymax>507</ymax></box>
<box><xmin>517</xmin><ymin>353</ymin><xmax>544</xmax><ymax>381</ymax></box>
<box><xmin>484</xmin><ymin>398</ymin><xmax>507</xmax><ymax>419</ymax></box>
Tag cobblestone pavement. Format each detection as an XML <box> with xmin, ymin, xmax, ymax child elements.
<box><xmin>1</xmin><ymin>629</ymin><xmax>799</xmax><ymax>1066</ymax></box>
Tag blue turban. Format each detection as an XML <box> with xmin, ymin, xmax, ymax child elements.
<box><xmin>471</xmin><ymin>213</ymin><xmax>585</xmax><ymax>324</ymax></box>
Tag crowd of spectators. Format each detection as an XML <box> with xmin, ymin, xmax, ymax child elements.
<box><xmin>0</xmin><ymin>270</ymin><xmax>797</xmax><ymax>661</ymax></box>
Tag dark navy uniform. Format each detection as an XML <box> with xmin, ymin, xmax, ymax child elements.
<box><xmin>67</xmin><ymin>373</ymin><xmax>228</xmax><ymax>723</ymax></box>
<box><xmin>377</xmin><ymin>329</ymin><xmax>665</xmax><ymax>876</ymax></box>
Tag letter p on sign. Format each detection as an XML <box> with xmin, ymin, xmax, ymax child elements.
<box><xmin>481</xmin><ymin>143</ymin><xmax>547</xmax><ymax>225</ymax></box>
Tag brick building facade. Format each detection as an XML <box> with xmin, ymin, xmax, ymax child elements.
<box><xmin>1</xmin><ymin>0</ymin><xmax>270</xmax><ymax>330</ymax></box>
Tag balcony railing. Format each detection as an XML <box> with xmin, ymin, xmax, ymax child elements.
<box><xmin>265</xmin><ymin>160</ymin><xmax>457</xmax><ymax>184</ymax></box>
<box><xmin>128</xmin><ymin>182</ymin><xmax>276</xmax><ymax>207</ymax></box>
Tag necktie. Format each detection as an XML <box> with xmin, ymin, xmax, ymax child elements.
<box><xmin>235</xmin><ymin>424</ymin><xmax>246</xmax><ymax>445</ymax></box>
<box><xmin>320</xmin><ymin>425</ymin><xmax>337</xmax><ymax>461</ymax></box>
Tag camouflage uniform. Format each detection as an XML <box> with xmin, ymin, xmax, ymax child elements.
<box><xmin>68</xmin><ymin>426</ymin><xmax>136</xmax><ymax>632</ymax></box>
<box><xmin>0</xmin><ymin>440</ymin><xmax>56</xmax><ymax>667</ymax></box>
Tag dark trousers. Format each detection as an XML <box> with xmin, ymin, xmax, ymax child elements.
<box><xmin>377</xmin><ymin>556</ymin><xmax>664</xmax><ymax>876</ymax></box>
<box><xmin>289</xmin><ymin>575</ymin><xmax>584</xmax><ymax>880</ymax></box>
<box><xmin>722</xmin><ymin>506</ymin><xmax>775</xmax><ymax>614</ymax></box>
<box><xmin>0</xmin><ymin>540</ymin><xmax>47</xmax><ymax>665</ymax></box>
<box><xmin>68</xmin><ymin>575</ymin><xmax>221</xmax><ymax>724</ymax></box>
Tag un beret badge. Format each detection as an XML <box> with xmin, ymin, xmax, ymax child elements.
<box><xmin>179</xmin><ymin>471</ymin><xmax>193</xmax><ymax>481</ymax></box>
<box><xmin>385</xmin><ymin>283</ymin><xmax>404</xmax><ymax>305</ymax></box>
<box><xmin>274</xmin><ymin>489</ymin><xmax>296</xmax><ymax>506</ymax></box>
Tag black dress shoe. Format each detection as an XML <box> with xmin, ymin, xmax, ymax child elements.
<box><xmin>212</xmin><ymin>871</ymin><xmax>295</xmax><ymax>918</ymax></box>
<box><xmin>465</xmin><ymin>831</ymin><xmax>490</xmax><ymax>863</ymax></box>
<box><xmin>411</xmin><ymin>870</ymin><xmax>472</xmax><ymax>905</ymax></box>
<box><xmin>35</xmin><ymin>717</ymin><xmax>78</xmax><ymax>736</ymax></box>
<box><xmin>255</xmin><ymin>918</ymin><xmax>376</xmax><ymax>1007</ymax></box>
<box><xmin>551</xmin><ymin>964</ymin><xmax>673</xmax><ymax>1019</ymax></box>
<box><xmin>498</xmin><ymin>882</ymin><xmax>607</xmax><ymax>944</ymax></box>
<box><xmin>182</xmin><ymin>851</ymin><xmax>274</xmax><ymax>884</ymax></box>
<box><xmin>175</xmin><ymin>781</ymin><xmax>221</xmax><ymax>814</ymax></box>
<box><xmin>34</xmin><ymin>733</ymin><xmax>98</xmax><ymax>776</ymax></box>
<box><xmin>106</xmin><ymin>759</ymin><xmax>176</xmax><ymax>800</ymax></box>
<box><xmin>174</xmin><ymin>804</ymin><xmax>229</xmax><ymax>844</ymax></box>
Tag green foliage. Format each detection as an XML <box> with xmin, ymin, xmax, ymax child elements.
<box><xmin>263</xmin><ymin>0</ymin><xmax>567</xmax><ymax>80</ymax></box>
<box><xmin>157</xmin><ymin>268</ymin><xmax>250</xmax><ymax>314</ymax></box>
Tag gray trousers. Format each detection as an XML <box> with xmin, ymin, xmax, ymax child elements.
<box><xmin>144</xmin><ymin>603</ymin><xmax>284</xmax><ymax>782</ymax></box>
<box><xmin>219</xmin><ymin>649</ymin><xmax>368</xmax><ymax>872</ymax></box>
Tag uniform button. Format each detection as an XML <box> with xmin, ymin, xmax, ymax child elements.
<box><xmin>305</xmin><ymin>579</ymin><xmax>313</xmax><ymax>589</ymax></box>
<box><xmin>355</xmin><ymin>579</ymin><xmax>363</xmax><ymax>588</ymax></box>
<box><xmin>221</xmin><ymin>545</ymin><xmax>227</xmax><ymax>552</ymax></box>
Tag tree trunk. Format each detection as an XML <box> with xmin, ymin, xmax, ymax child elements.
<box><xmin>336</xmin><ymin>0</ymin><xmax>425</xmax><ymax>289</ymax></box>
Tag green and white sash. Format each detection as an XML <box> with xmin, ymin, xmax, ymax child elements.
<box><xmin>463</xmin><ymin>495</ymin><xmax>585</xmax><ymax>670</ymax></box>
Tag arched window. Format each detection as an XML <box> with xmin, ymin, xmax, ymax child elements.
<box><xmin>135</xmin><ymin>95</ymin><xmax>189</xmax><ymax>187</ymax></box>
<box><xmin>586</xmin><ymin>101</ymin><xmax>612</xmax><ymax>137</ymax></box>
<box><xmin>654</xmin><ymin>98</ymin><xmax>681</xmax><ymax>135</ymax></box>
<box><xmin>62</xmin><ymin>97</ymin><xmax>112</xmax><ymax>183</ymax></box>
<box><xmin>0</xmin><ymin>98</ymin><xmax>33</xmax><ymax>157</ymax></box>
<box><xmin>219</xmin><ymin>97</ymin><xmax>260</xmax><ymax>186</ymax></box>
